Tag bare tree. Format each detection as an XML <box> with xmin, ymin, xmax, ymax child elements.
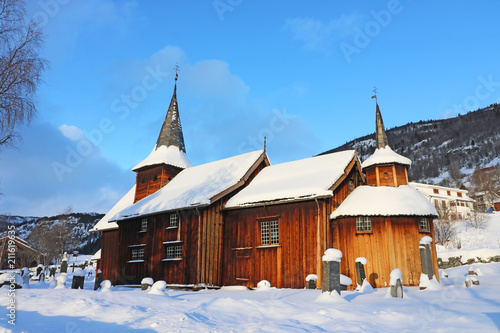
<box><xmin>433</xmin><ymin>204</ymin><xmax>457</xmax><ymax>246</ymax></box>
<box><xmin>465</xmin><ymin>210</ymin><xmax>488</xmax><ymax>230</ymax></box>
<box><xmin>0</xmin><ymin>0</ymin><xmax>48</xmax><ymax>149</ymax></box>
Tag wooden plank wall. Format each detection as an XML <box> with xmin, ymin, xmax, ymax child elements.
<box><xmin>222</xmin><ymin>200</ymin><xmax>329</xmax><ymax>289</ymax></box>
<box><xmin>134</xmin><ymin>164</ymin><xmax>183</xmax><ymax>202</ymax></box>
<box><xmin>332</xmin><ymin>216</ymin><xmax>438</xmax><ymax>289</ymax></box>
<box><xmin>100</xmin><ymin>230</ymin><xmax>120</xmax><ymax>284</ymax></box>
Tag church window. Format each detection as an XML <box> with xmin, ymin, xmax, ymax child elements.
<box><xmin>419</xmin><ymin>217</ymin><xmax>430</xmax><ymax>232</ymax></box>
<box><xmin>140</xmin><ymin>218</ymin><xmax>148</xmax><ymax>232</ymax></box>
<box><xmin>169</xmin><ymin>213</ymin><xmax>178</xmax><ymax>227</ymax></box>
<box><xmin>153</xmin><ymin>175</ymin><xmax>158</xmax><ymax>181</ymax></box>
<box><xmin>141</xmin><ymin>177</ymin><xmax>146</xmax><ymax>184</ymax></box>
<box><xmin>166</xmin><ymin>245</ymin><xmax>182</xmax><ymax>259</ymax></box>
<box><xmin>260</xmin><ymin>220</ymin><xmax>279</xmax><ymax>245</ymax></box>
<box><xmin>356</xmin><ymin>217</ymin><xmax>371</xmax><ymax>232</ymax></box>
<box><xmin>349</xmin><ymin>179</ymin><xmax>354</xmax><ymax>193</ymax></box>
<box><xmin>130</xmin><ymin>247</ymin><xmax>145</xmax><ymax>261</ymax></box>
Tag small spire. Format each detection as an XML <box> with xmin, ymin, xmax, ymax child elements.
<box><xmin>155</xmin><ymin>66</ymin><xmax>186</xmax><ymax>152</ymax></box>
<box><xmin>375</xmin><ymin>102</ymin><xmax>389</xmax><ymax>149</ymax></box>
<box><xmin>264</xmin><ymin>136</ymin><xmax>267</xmax><ymax>152</ymax></box>
<box><xmin>354</xmin><ymin>138</ymin><xmax>357</xmax><ymax>156</ymax></box>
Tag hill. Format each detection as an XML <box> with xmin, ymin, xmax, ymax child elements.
<box><xmin>321</xmin><ymin>103</ymin><xmax>500</xmax><ymax>187</ymax></box>
<box><xmin>0</xmin><ymin>212</ymin><xmax>104</xmax><ymax>255</ymax></box>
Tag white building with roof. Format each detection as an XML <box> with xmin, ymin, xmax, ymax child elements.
<box><xmin>409</xmin><ymin>182</ymin><xmax>474</xmax><ymax>219</ymax></box>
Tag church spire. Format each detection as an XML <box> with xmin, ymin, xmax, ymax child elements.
<box><xmin>372</xmin><ymin>88</ymin><xmax>388</xmax><ymax>149</ymax></box>
<box><xmin>375</xmin><ymin>102</ymin><xmax>389</xmax><ymax>149</ymax></box>
<box><xmin>155</xmin><ymin>64</ymin><xmax>186</xmax><ymax>152</ymax></box>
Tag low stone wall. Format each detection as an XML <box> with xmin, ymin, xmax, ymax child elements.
<box><xmin>438</xmin><ymin>255</ymin><xmax>500</xmax><ymax>269</ymax></box>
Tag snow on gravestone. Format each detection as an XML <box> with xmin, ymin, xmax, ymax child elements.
<box><xmin>322</xmin><ymin>248</ymin><xmax>342</xmax><ymax>294</ymax></box>
<box><xmin>305</xmin><ymin>274</ymin><xmax>318</xmax><ymax>289</ymax></box>
<box><xmin>100</xmin><ymin>280</ymin><xmax>112</xmax><ymax>292</ymax></box>
<box><xmin>55</xmin><ymin>275</ymin><xmax>67</xmax><ymax>289</ymax></box>
<box><xmin>355</xmin><ymin>257</ymin><xmax>367</xmax><ymax>287</ymax></box>
<box><xmin>148</xmin><ymin>281</ymin><xmax>168</xmax><ymax>295</ymax></box>
<box><xmin>256</xmin><ymin>280</ymin><xmax>272</xmax><ymax>291</ymax></box>
<box><xmin>389</xmin><ymin>268</ymin><xmax>403</xmax><ymax>298</ymax></box>
<box><xmin>141</xmin><ymin>277</ymin><xmax>154</xmax><ymax>291</ymax></box>
<box><xmin>419</xmin><ymin>236</ymin><xmax>434</xmax><ymax>290</ymax></box>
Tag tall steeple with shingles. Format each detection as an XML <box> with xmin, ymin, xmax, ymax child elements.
<box><xmin>155</xmin><ymin>82</ymin><xmax>186</xmax><ymax>152</ymax></box>
<box><xmin>375</xmin><ymin>103</ymin><xmax>389</xmax><ymax>149</ymax></box>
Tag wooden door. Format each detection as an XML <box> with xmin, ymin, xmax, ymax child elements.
<box><xmin>232</xmin><ymin>247</ymin><xmax>253</xmax><ymax>287</ymax></box>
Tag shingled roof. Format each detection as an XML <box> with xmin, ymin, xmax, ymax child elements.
<box><xmin>132</xmin><ymin>83</ymin><xmax>192</xmax><ymax>171</ymax></box>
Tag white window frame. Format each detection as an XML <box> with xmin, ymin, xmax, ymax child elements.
<box><xmin>169</xmin><ymin>213</ymin><xmax>178</xmax><ymax>227</ymax></box>
<box><xmin>131</xmin><ymin>247</ymin><xmax>145</xmax><ymax>261</ymax></box>
<box><xmin>140</xmin><ymin>218</ymin><xmax>148</xmax><ymax>232</ymax></box>
<box><xmin>419</xmin><ymin>217</ymin><xmax>430</xmax><ymax>232</ymax></box>
<box><xmin>260</xmin><ymin>220</ymin><xmax>279</xmax><ymax>245</ymax></box>
<box><xmin>166</xmin><ymin>245</ymin><xmax>182</xmax><ymax>259</ymax></box>
<box><xmin>356</xmin><ymin>216</ymin><xmax>372</xmax><ymax>233</ymax></box>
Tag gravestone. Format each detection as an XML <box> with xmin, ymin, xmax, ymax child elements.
<box><xmin>141</xmin><ymin>277</ymin><xmax>154</xmax><ymax>291</ymax></box>
<box><xmin>22</xmin><ymin>273</ymin><xmax>30</xmax><ymax>286</ymax></box>
<box><xmin>419</xmin><ymin>236</ymin><xmax>434</xmax><ymax>290</ymax></box>
<box><xmin>355</xmin><ymin>257</ymin><xmax>367</xmax><ymax>287</ymax></box>
<box><xmin>390</xmin><ymin>268</ymin><xmax>403</xmax><ymax>298</ymax></box>
<box><xmin>322</xmin><ymin>248</ymin><xmax>342</xmax><ymax>295</ymax></box>
<box><xmin>305</xmin><ymin>274</ymin><xmax>318</xmax><ymax>289</ymax></box>
<box><xmin>36</xmin><ymin>265</ymin><xmax>43</xmax><ymax>277</ymax></box>
<box><xmin>94</xmin><ymin>269</ymin><xmax>102</xmax><ymax>291</ymax></box>
<box><xmin>49</xmin><ymin>267</ymin><xmax>56</xmax><ymax>278</ymax></box>
<box><xmin>71</xmin><ymin>269</ymin><xmax>86</xmax><ymax>289</ymax></box>
<box><xmin>60</xmin><ymin>260</ymin><xmax>68</xmax><ymax>274</ymax></box>
<box><xmin>38</xmin><ymin>271</ymin><xmax>45</xmax><ymax>282</ymax></box>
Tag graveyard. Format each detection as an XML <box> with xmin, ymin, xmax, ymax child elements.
<box><xmin>0</xmin><ymin>213</ymin><xmax>499</xmax><ymax>332</ymax></box>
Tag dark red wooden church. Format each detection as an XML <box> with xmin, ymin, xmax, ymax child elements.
<box><xmin>91</xmin><ymin>81</ymin><xmax>438</xmax><ymax>289</ymax></box>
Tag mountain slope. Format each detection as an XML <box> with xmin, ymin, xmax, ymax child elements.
<box><xmin>321</xmin><ymin>103</ymin><xmax>500</xmax><ymax>186</ymax></box>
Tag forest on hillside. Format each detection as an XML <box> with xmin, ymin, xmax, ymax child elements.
<box><xmin>322</xmin><ymin>103</ymin><xmax>500</xmax><ymax>187</ymax></box>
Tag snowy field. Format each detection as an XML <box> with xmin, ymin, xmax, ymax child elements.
<box><xmin>1</xmin><ymin>215</ymin><xmax>500</xmax><ymax>332</ymax></box>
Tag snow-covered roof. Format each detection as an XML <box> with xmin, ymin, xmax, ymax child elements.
<box><xmin>225</xmin><ymin>150</ymin><xmax>356</xmax><ymax>209</ymax></box>
<box><xmin>132</xmin><ymin>145</ymin><xmax>192</xmax><ymax>171</ymax></box>
<box><xmin>89</xmin><ymin>185</ymin><xmax>136</xmax><ymax>232</ymax></box>
<box><xmin>361</xmin><ymin>146</ymin><xmax>411</xmax><ymax>169</ymax></box>
<box><xmin>330</xmin><ymin>185</ymin><xmax>438</xmax><ymax>219</ymax></box>
<box><xmin>91</xmin><ymin>249</ymin><xmax>101</xmax><ymax>261</ymax></box>
<box><xmin>113</xmin><ymin>150</ymin><xmax>266</xmax><ymax>220</ymax></box>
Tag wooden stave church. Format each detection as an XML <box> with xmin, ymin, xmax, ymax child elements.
<box><xmin>90</xmin><ymin>81</ymin><xmax>439</xmax><ymax>289</ymax></box>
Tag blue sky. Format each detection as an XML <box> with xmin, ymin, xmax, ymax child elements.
<box><xmin>1</xmin><ymin>0</ymin><xmax>500</xmax><ymax>216</ymax></box>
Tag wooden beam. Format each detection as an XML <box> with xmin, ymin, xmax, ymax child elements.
<box><xmin>375</xmin><ymin>166</ymin><xmax>380</xmax><ymax>186</ymax></box>
<box><xmin>392</xmin><ymin>165</ymin><xmax>398</xmax><ymax>187</ymax></box>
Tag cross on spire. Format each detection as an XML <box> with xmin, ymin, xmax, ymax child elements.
<box><xmin>371</xmin><ymin>86</ymin><xmax>378</xmax><ymax>103</ymax></box>
<box><xmin>174</xmin><ymin>63</ymin><xmax>180</xmax><ymax>82</ymax></box>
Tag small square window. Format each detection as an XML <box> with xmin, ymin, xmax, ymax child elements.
<box><xmin>169</xmin><ymin>214</ymin><xmax>178</xmax><ymax>227</ymax></box>
<box><xmin>131</xmin><ymin>247</ymin><xmax>145</xmax><ymax>260</ymax></box>
<box><xmin>433</xmin><ymin>188</ymin><xmax>439</xmax><ymax>194</ymax></box>
<box><xmin>260</xmin><ymin>220</ymin><xmax>279</xmax><ymax>245</ymax></box>
<box><xmin>356</xmin><ymin>217</ymin><xmax>371</xmax><ymax>233</ymax></box>
<box><xmin>349</xmin><ymin>179</ymin><xmax>354</xmax><ymax>193</ymax></box>
<box><xmin>457</xmin><ymin>192</ymin><xmax>463</xmax><ymax>198</ymax></box>
<box><xmin>419</xmin><ymin>217</ymin><xmax>430</xmax><ymax>232</ymax></box>
<box><xmin>141</xmin><ymin>218</ymin><xmax>148</xmax><ymax>232</ymax></box>
<box><xmin>166</xmin><ymin>245</ymin><xmax>182</xmax><ymax>258</ymax></box>
<box><xmin>447</xmin><ymin>190</ymin><xmax>451</xmax><ymax>196</ymax></box>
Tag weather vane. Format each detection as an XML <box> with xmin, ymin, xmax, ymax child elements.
<box><xmin>174</xmin><ymin>63</ymin><xmax>180</xmax><ymax>82</ymax></box>
<box><xmin>371</xmin><ymin>86</ymin><xmax>378</xmax><ymax>103</ymax></box>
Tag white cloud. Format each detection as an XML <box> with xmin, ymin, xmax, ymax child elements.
<box><xmin>59</xmin><ymin>125</ymin><xmax>86</xmax><ymax>141</ymax></box>
<box><xmin>284</xmin><ymin>13</ymin><xmax>365</xmax><ymax>53</ymax></box>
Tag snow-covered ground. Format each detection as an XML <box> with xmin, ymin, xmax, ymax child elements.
<box><xmin>437</xmin><ymin>212</ymin><xmax>500</xmax><ymax>263</ymax></box>
<box><xmin>1</xmin><ymin>219</ymin><xmax>500</xmax><ymax>332</ymax></box>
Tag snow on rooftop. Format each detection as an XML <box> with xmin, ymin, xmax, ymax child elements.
<box><xmin>132</xmin><ymin>145</ymin><xmax>193</xmax><ymax>171</ymax></box>
<box><xmin>361</xmin><ymin>146</ymin><xmax>411</xmax><ymax>169</ymax></box>
<box><xmin>114</xmin><ymin>150</ymin><xmax>265</xmax><ymax>220</ymax></box>
<box><xmin>330</xmin><ymin>185</ymin><xmax>438</xmax><ymax>219</ymax></box>
<box><xmin>89</xmin><ymin>185</ymin><xmax>136</xmax><ymax>232</ymax></box>
<box><xmin>91</xmin><ymin>249</ymin><xmax>101</xmax><ymax>261</ymax></box>
<box><xmin>225</xmin><ymin>150</ymin><xmax>355</xmax><ymax>208</ymax></box>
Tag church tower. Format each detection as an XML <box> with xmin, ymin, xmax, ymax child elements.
<box><xmin>132</xmin><ymin>71</ymin><xmax>192</xmax><ymax>203</ymax></box>
<box><xmin>361</xmin><ymin>101</ymin><xmax>411</xmax><ymax>187</ymax></box>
